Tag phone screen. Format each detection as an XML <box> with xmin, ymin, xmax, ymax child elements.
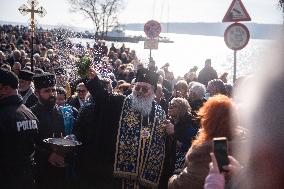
<box><xmin>213</xmin><ymin>137</ymin><xmax>229</xmax><ymax>172</ymax></box>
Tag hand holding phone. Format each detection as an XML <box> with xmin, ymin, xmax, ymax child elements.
<box><xmin>213</xmin><ymin>137</ymin><xmax>229</xmax><ymax>172</ymax></box>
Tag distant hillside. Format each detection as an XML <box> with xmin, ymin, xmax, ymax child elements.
<box><xmin>0</xmin><ymin>20</ymin><xmax>92</xmax><ymax>32</ymax></box>
<box><xmin>1</xmin><ymin>20</ymin><xmax>282</xmax><ymax>39</ymax></box>
<box><xmin>125</xmin><ymin>22</ymin><xmax>283</xmax><ymax>39</ymax></box>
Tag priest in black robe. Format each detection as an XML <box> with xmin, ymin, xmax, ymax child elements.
<box><xmin>31</xmin><ymin>73</ymin><xmax>67</xmax><ymax>189</ymax></box>
<box><xmin>18</xmin><ymin>70</ymin><xmax>38</xmax><ymax>108</ymax></box>
<box><xmin>75</xmin><ymin>68</ymin><xmax>174</xmax><ymax>189</ymax></box>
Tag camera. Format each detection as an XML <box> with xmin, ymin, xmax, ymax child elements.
<box><xmin>213</xmin><ymin>137</ymin><xmax>229</xmax><ymax>172</ymax></box>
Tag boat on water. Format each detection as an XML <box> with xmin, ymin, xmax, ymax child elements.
<box><xmin>103</xmin><ymin>27</ymin><xmax>138</xmax><ymax>43</ymax></box>
<box><xmin>106</xmin><ymin>27</ymin><xmax>174</xmax><ymax>43</ymax></box>
<box><xmin>72</xmin><ymin>26</ymin><xmax>174</xmax><ymax>43</ymax></box>
<box><xmin>99</xmin><ymin>27</ymin><xmax>174</xmax><ymax>43</ymax></box>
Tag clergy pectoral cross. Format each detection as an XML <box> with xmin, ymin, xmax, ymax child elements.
<box><xmin>141</xmin><ymin>128</ymin><xmax>151</xmax><ymax>139</ymax></box>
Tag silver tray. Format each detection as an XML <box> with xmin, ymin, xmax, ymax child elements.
<box><xmin>43</xmin><ymin>137</ymin><xmax>82</xmax><ymax>156</ymax></box>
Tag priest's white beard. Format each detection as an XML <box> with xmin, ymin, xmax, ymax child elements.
<box><xmin>131</xmin><ymin>91</ymin><xmax>155</xmax><ymax>116</ymax></box>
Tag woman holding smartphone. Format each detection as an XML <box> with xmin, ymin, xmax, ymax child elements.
<box><xmin>168</xmin><ymin>94</ymin><xmax>246</xmax><ymax>189</ymax></box>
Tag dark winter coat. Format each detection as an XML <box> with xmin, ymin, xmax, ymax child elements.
<box><xmin>68</xmin><ymin>96</ymin><xmax>81</xmax><ymax>111</ymax></box>
<box><xmin>174</xmin><ymin>112</ymin><xmax>199</xmax><ymax>149</ymax></box>
<box><xmin>0</xmin><ymin>95</ymin><xmax>39</xmax><ymax>189</ymax></box>
<box><xmin>197</xmin><ymin>66</ymin><xmax>218</xmax><ymax>86</ymax></box>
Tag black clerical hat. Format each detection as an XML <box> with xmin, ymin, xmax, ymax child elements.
<box><xmin>19</xmin><ymin>70</ymin><xmax>34</xmax><ymax>81</ymax></box>
<box><xmin>0</xmin><ymin>68</ymin><xmax>19</xmax><ymax>89</ymax></box>
<box><xmin>33</xmin><ymin>73</ymin><xmax>56</xmax><ymax>89</ymax></box>
<box><xmin>135</xmin><ymin>68</ymin><xmax>159</xmax><ymax>87</ymax></box>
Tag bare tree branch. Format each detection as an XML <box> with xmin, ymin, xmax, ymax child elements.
<box><xmin>279</xmin><ymin>0</ymin><xmax>284</xmax><ymax>8</ymax></box>
<box><xmin>68</xmin><ymin>0</ymin><xmax>125</xmax><ymax>37</ymax></box>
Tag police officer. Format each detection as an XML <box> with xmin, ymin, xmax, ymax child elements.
<box><xmin>0</xmin><ymin>68</ymin><xmax>39</xmax><ymax>189</ymax></box>
<box><xmin>31</xmin><ymin>72</ymin><xmax>67</xmax><ymax>189</ymax></box>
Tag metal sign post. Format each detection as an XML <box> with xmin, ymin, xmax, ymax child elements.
<box><xmin>224</xmin><ymin>23</ymin><xmax>250</xmax><ymax>83</ymax></box>
<box><xmin>144</xmin><ymin>20</ymin><xmax>161</xmax><ymax>63</ymax></box>
<box><xmin>223</xmin><ymin>0</ymin><xmax>251</xmax><ymax>83</ymax></box>
<box><xmin>144</xmin><ymin>38</ymin><xmax>158</xmax><ymax>60</ymax></box>
<box><xmin>233</xmin><ymin>50</ymin><xmax>237</xmax><ymax>83</ymax></box>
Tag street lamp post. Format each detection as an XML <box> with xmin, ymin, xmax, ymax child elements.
<box><xmin>18</xmin><ymin>0</ymin><xmax>46</xmax><ymax>72</ymax></box>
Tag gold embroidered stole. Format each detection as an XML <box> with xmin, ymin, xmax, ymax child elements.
<box><xmin>113</xmin><ymin>96</ymin><xmax>166</xmax><ymax>188</ymax></box>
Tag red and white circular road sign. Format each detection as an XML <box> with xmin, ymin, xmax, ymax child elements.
<box><xmin>224</xmin><ymin>22</ymin><xmax>250</xmax><ymax>51</ymax></box>
<box><xmin>144</xmin><ymin>20</ymin><xmax>161</xmax><ymax>39</ymax></box>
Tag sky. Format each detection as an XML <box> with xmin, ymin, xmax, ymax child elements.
<box><xmin>0</xmin><ymin>0</ymin><xmax>283</xmax><ymax>29</ymax></box>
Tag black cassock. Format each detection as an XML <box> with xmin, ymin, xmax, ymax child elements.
<box><xmin>19</xmin><ymin>88</ymin><xmax>38</xmax><ymax>108</ymax></box>
<box><xmin>31</xmin><ymin>104</ymin><xmax>66</xmax><ymax>189</ymax></box>
<box><xmin>74</xmin><ymin>76</ymin><xmax>125</xmax><ymax>188</ymax></box>
<box><xmin>74</xmin><ymin>76</ymin><xmax>171</xmax><ymax>189</ymax></box>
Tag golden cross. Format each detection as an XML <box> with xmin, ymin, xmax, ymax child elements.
<box><xmin>18</xmin><ymin>0</ymin><xmax>46</xmax><ymax>72</ymax></box>
<box><xmin>19</xmin><ymin>1</ymin><xmax>47</xmax><ymax>33</ymax></box>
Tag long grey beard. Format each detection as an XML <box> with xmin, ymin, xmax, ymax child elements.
<box><xmin>131</xmin><ymin>92</ymin><xmax>155</xmax><ymax>116</ymax></box>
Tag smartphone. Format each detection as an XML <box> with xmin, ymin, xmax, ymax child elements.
<box><xmin>213</xmin><ymin>137</ymin><xmax>229</xmax><ymax>172</ymax></box>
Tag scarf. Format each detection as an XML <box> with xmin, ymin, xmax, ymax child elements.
<box><xmin>59</xmin><ymin>105</ymin><xmax>75</xmax><ymax>135</ymax></box>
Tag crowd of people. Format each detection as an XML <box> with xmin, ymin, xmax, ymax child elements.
<box><xmin>1</xmin><ymin>24</ymin><xmax>284</xmax><ymax>189</ymax></box>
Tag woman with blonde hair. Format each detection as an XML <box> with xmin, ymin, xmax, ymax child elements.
<box><xmin>166</xmin><ymin>97</ymin><xmax>199</xmax><ymax>174</ymax></box>
<box><xmin>168</xmin><ymin>94</ymin><xmax>245</xmax><ymax>189</ymax></box>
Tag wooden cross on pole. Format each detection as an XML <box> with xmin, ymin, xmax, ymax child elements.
<box><xmin>18</xmin><ymin>0</ymin><xmax>46</xmax><ymax>72</ymax></box>
<box><xmin>19</xmin><ymin>0</ymin><xmax>47</xmax><ymax>33</ymax></box>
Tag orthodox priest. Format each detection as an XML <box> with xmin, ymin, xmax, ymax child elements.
<box><xmin>18</xmin><ymin>69</ymin><xmax>38</xmax><ymax>108</ymax></box>
<box><xmin>31</xmin><ymin>73</ymin><xmax>67</xmax><ymax>189</ymax></box>
<box><xmin>75</xmin><ymin>68</ymin><xmax>174</xmax><ymax>189</ymax></box>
